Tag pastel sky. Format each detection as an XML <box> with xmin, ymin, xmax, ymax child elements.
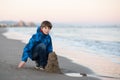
<box><xmin>0</xmin><ymin>0</ymin><xmax>120</xmax><ymax>24</ymax></box>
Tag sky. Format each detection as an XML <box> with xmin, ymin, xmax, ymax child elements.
<box><xmin>0</xmin><ymin>0</ymin><xmax>120</xmax><ymax>24</ymax></box>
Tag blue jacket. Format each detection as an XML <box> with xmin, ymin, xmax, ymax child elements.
<box><xmin>22</xmin><ymin>27</ymin><xmax>53</xmax><ymax>62</ymax></box>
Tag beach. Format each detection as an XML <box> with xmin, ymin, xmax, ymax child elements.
<box><xmin>0</xmin><ymin>27</ymin><xmax>120</xmax><ymax>80</ymax></box>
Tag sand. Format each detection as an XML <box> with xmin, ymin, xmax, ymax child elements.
<box><xmin>1</xmin><ymin>28</ymin><xmax>120</xmax><ymax>80</ymax></box>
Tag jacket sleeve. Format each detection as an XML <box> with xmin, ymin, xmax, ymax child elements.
<box><xmin>21</xmin><ymin>34</ymin><xmax>38</xmax><ymax>62</ymax></box>
<box><xmin>47</xmin><ymin>36</ymin><xmax>53</xmax><ymax>53</ymax></box>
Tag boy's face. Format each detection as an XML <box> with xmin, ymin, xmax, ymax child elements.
<box><xmin>41</xmin><ymin>26</ymin><xmax>51</xmax><ymax>35</ymax></box>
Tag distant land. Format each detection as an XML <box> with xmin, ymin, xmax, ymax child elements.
<box><xmin>0</xmin><ymin>20</ymin><xmax>120</xmax><ymax>28</ymax></box>
<box><xmin>0</xmin><ymin>20</ymin><xmax>36</xmax><ymax>27</ymax></box>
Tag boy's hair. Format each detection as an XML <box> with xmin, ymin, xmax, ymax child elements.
<box><xmin>41</xmin><ymin>21</ymin><xmax>52</xmax><ymax>29</ymax></box>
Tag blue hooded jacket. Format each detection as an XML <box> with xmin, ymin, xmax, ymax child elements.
<box><xmin>21</xmin><ymin>27</ymin><xmax>53</xmax><ymax>62</ymax></box>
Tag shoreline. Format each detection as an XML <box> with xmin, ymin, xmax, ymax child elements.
<box><xmin>1</xmin><ymin>28</ymin><xmax>120</xmax><ymax>80</ymax></box>
<box><xmin>54</xmin><ymin>42</ymin><xmax>120</xmax><ymax>77</ymax></box>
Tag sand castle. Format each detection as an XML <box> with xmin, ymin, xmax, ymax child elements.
<box><xmin>45</xmin><ymin>52</ymin><xmax>61</xmax><ymax>73</ymax></box>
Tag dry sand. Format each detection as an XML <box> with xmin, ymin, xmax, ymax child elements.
<box><xmin>1</xmin><ymin>28</ymin><xmax>120</xmax><ymax>80</ymax></box>
<box><xmin>0</xmin><ymin>28</ymin><xmax>100</xmax><ymax>80</ymax></box>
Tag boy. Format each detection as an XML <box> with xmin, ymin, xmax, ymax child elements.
<box><xmin>18</xmin><ymin>21</ymin><xmax>53</xmax><ymax>70</ymax></box>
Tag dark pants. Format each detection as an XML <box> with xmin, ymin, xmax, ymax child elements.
<box><xmin>32</xmin><ymin>43</ymin><xmax>48</xmax><ymax>67</ymax></box>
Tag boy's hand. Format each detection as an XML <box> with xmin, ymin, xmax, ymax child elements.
<box><xmin>18</xmin><ymin>61</ymin><xmax>26</xmax><ymax>68</ymax></box>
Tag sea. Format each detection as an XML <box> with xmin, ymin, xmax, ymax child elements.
<box><xmin>6</xmin><ymin>24</ymin><xmax>120</xmax><ymax>63</ymax></box>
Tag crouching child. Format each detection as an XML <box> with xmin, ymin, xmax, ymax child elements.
<box><xmin>18</xmin><ymin>20</ymin><xmax>53</xmax><ymax>70</ymax></box>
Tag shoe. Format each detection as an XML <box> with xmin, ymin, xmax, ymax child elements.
<box><xmin>34</xmin><ymin>66</ymin><xmax>40</xmax><ymax>70</ymax></box>
<box><xmin>34</xmin><ymin>66</ymin><xmax>45</xmax><ymax>70</ymax></box>
<box><xmin>34</xmin><ymin>61</ymin><xmax>40</xmax><ymax>70</ymax></box>
<box><xmin>39</xmin><ymin>66</ymin><xmax>45</xmax><ymax>71</ymax></box>
<box><xmin>35</xmin><ymin>61</ymin><xmax>39</xmax><ymax>66</ymax></box>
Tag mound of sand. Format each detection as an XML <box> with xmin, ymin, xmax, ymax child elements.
<box><xmin>45</xmin><ymin>52</ymin><xmax>61</xmax><ymax>73</ymax></box>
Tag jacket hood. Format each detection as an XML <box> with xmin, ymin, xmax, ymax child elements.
<box><xmin>37</xmin><ymin>26</ymin><xmax>41</xmax><ymax>33</ymax></box>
